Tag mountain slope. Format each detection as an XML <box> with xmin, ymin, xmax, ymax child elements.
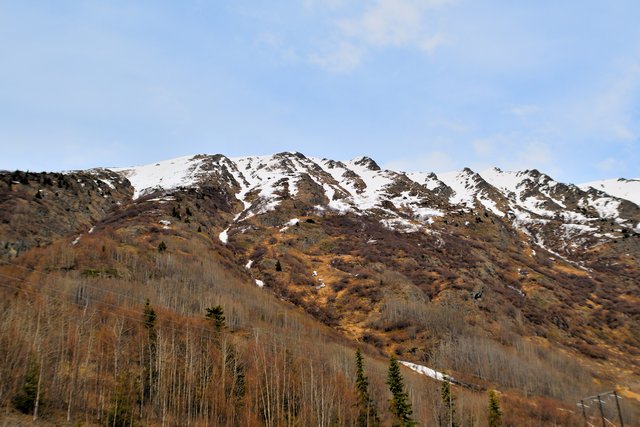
<box><xmin>1</xmin><ymin>152</ymin><xmax>640</xmax><ymax>425</ymax></box>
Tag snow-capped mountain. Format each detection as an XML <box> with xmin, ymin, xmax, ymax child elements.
<box><xmin>108</xmin><ymin>152</ymin><xmax>640</xmax><ymax>255</ymax></box>
<box><xmin>579</xmin><ymin>177</ymin><xmax>640</xmax><ymax>206</ymax></box>
<box><xmin>2</xmin><ymin>151</ymin><xmax>639</xmax><ymax>401</ymax></box>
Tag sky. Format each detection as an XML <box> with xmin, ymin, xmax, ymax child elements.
<box><xmin>1</xmin><ymin>0</ymin><xmax>639</xmax><ymax>183</ymax></box>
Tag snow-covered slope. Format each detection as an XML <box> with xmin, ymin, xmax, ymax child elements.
<box><xmin>112</xmin><ymin>155</ymin><xmax>207</xmax><ymax>199</ymax></box>
<box><xmin>579</xmin><ymin>178</ymin><xmax>640</xmax><ymax>206</ymax></box>
<box><xmin>107</xmin><ymin>152</ymin><xmax>640</xmax><ymax>250</ymax></box>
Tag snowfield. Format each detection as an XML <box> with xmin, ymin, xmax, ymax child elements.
<box><xmin>579</xmin><ymin>178</ymin><xmax>640</xmax><ymax>206</ymax></box>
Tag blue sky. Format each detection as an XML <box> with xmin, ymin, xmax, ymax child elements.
<box><xmin>1</xmin><ymin>0</ymin><xmax>639</xmax><ymax>182</ymax></box>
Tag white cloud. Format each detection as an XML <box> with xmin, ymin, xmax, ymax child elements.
<box><xmin>338</xmin><ymin>0</ymin><xmax>425</xmax><ymax>47</ymax></box>
<box><xmin>610</xmin><ymin>123</ymin><xmax>635</xmax><ymax>141</ymax></box>
<box><xmin>421</xmin><ymin>34</ymin><xmax>445</xmax><ymax>54</ymax></box>
<box><xmin>308</xmin><ymin>42</ymin><xmax>365</xmax><ymax>73</ymax></box>
<box><xmin>308</xmin><ymin>0</ymin><xmax>453</xmax><ymax>72</ymax></box>
<box><xmin>558</xmin><ymin>62</ymin><xmax>640</xmax><ymax>144</ymax></box>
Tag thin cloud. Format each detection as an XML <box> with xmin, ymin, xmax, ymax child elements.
<box><xmin>421</xmin><ymin>34</ymin><xmax>445</xmax><ymax>54</ymax></box>
<box><xmin>308</xmin><ymin>0</ymin><xmax>453</xmax><ymax>72</ymax></box>
<box><xmin>338</xmin><ymin>0</ymin><xmax>425</xmax><ymax>47</ymax></box>
<box><xmin>558</xmin><ymin>62</ymin><xmax>640</xmax><ymax>143</ymax></box>
<box><xmin>308</xmin><ymin>42</ymin><xmax>365</xmax><ymax>73</ymax></box>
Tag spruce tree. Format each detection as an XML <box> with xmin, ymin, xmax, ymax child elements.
<box><xmin>142</xmin><ymin>299</ymin><xmax>157</xmax><ymax>401</ymax></box>
<box><xmin>206</xmin><ymin>305</ymin><xmax>226</xmax><ymax>331</ymax></box>
<box><xmin>440</xmin><ymin>378</ymin><xmax>458</xmax><ymax>427</ymax></box>
<box><xmin>355</xmin><ymin>348</ymin><xmax>380</xmax><ymax>427</ymax></box>
<box><xmin>387</xmin><ymin>355</ymin><xmax>414</xmax><ymax>427</ymax></box>
<box><xmin>275</xmin><ymin>259</ymin><xmax>282</xmax><ymax>272</ymax></box>
<box><xmin>12</xmin><ymin>357</ymin><xmax>40</xmax><ymax>414</ymax></box>
<box><xmin>223</xmin><ymin>340</ymin><xmax>246</xmax><ymax>413</ymax></box>
<box><xmin>487</xmin><ymin>389</ymin><xmax>502</xmax><ymax>427</ymax></box>
<box><xmin>143</xmin><ymin>299</ymin><xmax>156</xmax><ymax>330</ymax></box>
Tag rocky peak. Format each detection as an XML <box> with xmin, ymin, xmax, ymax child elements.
<box><xmin>351</xmin><ymin>156</ymin><xmax>381</xmax><ymax>171</ymax></box>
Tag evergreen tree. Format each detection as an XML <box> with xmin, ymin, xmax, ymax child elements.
<box><xmin>487</xmin><ymin>389</ymin><xmax>502</xmax><ymax>427</ymax></box>
<box><xmin>386</xmin><ymin>356</ymin><xmax>414</xmax><ymax>427</ymax></box>
<box><xmin>171</xmin><ymin>205</ymin><xmax>181</xmax><ymax>219</ymax></box>
<box><xmin>223</xmin><ymin>340</ymin><xmax>246</xmax><ymax>412</ymax></box>
<box><xmin>143</xmin><ymin>299</ymin><xmax>156</xmax><ymax>330</ymax></box>
<box><xmin>440</xmin><ymin>378</ymin><xmax>458</xmax><ymax>427</ymax></box>
<box><xmin>12</xmin><ymin>357</ymin><xmax>40</xmax><ymax>414</ymax></box>
<box><xmin>142</xmin><ymin>299</ymin><xmax>157</xmax><ymax>401</ymax></box>
<box><xmin>107</xmin><ymin>372</ymin><xmax>135</xmax><ymax>427</ymax></box>
<box><xmin>206</xmin><ymin>305</ymin><xmax>226</xmax><ymax>331</ymax></box>
<box><xmin>355</xmin><ymin>348</ymin><xmax>380</xmax><ymax>427</ymax></box>
<box><xmin>157</xmin><ymin>241</ymin><xmax>167</xmax><ymax>252</ymax></box>
<box><xmin>275</xmin><ymin>259</ymin><xmax>282</xmax><ymax>272</ymax></box>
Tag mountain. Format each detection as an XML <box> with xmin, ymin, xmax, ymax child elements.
<box><xmin>109</xmin><ymin>153</ymin><xmax>640</xmax><ymax>256</ymax></box>
<box><xmin>580</xmin><ymin>177</ymin><xmax>640</xmax><ymax>206</ymax></box>
<box><xmin>1</xmin><ymin>152</ymin><xmax>639</xmax><ymax>425</ymax></box>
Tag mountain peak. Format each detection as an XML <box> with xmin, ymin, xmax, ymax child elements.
<box><xmin>351</xmin><ymin>156</ymin><xmax>381</xmax><ymax>171</ymax></box>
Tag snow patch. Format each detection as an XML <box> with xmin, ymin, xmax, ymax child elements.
<box><xmin>99</xmin><ymin>179</ymin><xmax>116</xmax><ymax>190</ymax></box>
<box><xmin>585</xmin><ymin>196</ymin><xmax>621</xmax><ymax>219</ymax></box>
<box><xmin>400</xmin><ymin>361</ymin><xmax>453</xmax><ymax>382</ymax></box>
<box><xmin>219</xmin><ymin>227</ymin><xmax>229</xmax><ymax>244</ymax></box>
<box><xmin>113</xmin><ymin>155</ymin><xmax>206</xmax><ymax>199</ymax></box>
<box><xmin>580</xmin><ymin>178</ymin><xmax>640</xmax><ymax>206</ymax></box>
<box><xmin>437</xmin><ymin>171</ymin><xmax>477</xmax><ymax>208</ymax></box>
<box><xmin>280</xmin><ymin>218</ymin><xmax>300</xmax><ymax>232</ymax></box>
<box><xmin>380</xmin><ymin>218</ymin><xmax>421</xmax><ymax>233</ymax></box>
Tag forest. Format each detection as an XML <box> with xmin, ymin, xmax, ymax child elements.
<box><xmin>1</xmin><ymin>229</ymin><xmax>636</xmax><ymax>426</ymax></box>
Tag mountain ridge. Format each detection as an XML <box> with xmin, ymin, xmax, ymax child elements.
<box><xmin>103</xmin><ymin>152</ymin><xmax>640</xmax><ymax>249</ymax></box>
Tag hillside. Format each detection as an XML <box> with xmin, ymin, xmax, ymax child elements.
<box><xmin>1</xmin><ymin>152</ymin><xmax>639</xmax><ymax>426</ymax></box>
